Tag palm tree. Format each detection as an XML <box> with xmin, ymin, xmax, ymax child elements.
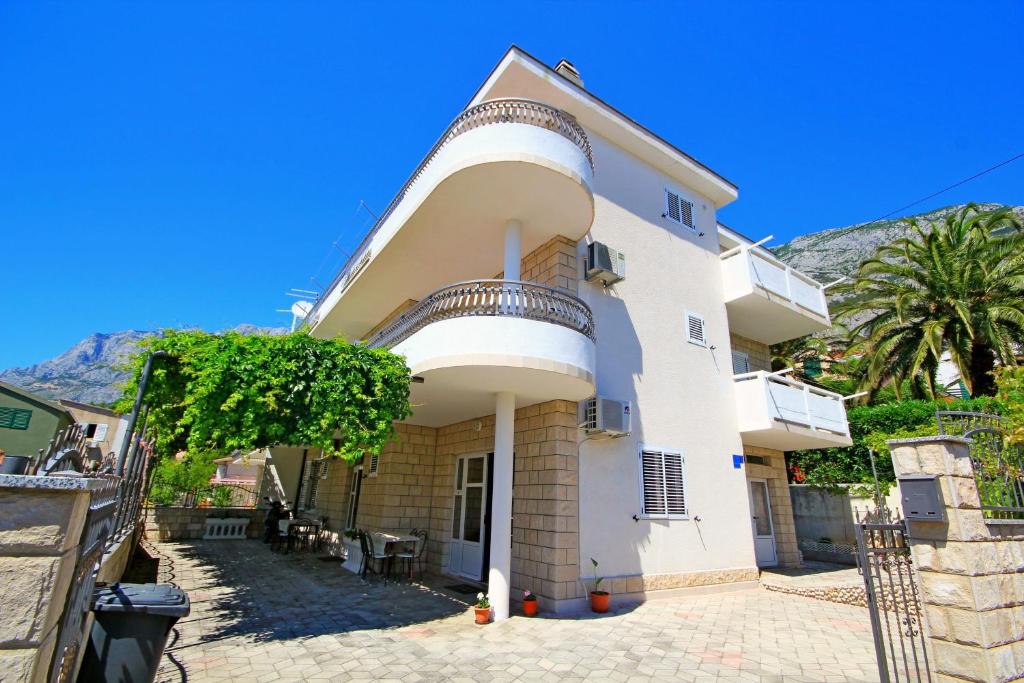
<box><xmin>770</xmin><ymin>333</ymin><xmax>836</xmax><ymax>378</ymax></box>
<box><xmin>835</xmin><ymin>204</ymin><xmax>1024</xmax><ymax>398</ymax></box>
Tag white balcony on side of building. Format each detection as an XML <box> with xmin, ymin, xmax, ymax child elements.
<box><xmin>368</xmin><ymin>279</ymin><xmax>596</xmax><ymax>427</ymax></box>
<box><xmin>309</xmin><ymin>99</ymin><xmax>595</xmax><ymax>343</ymax></box>
<box><xmin>720</xmin><ymin>238</ymin><xmax>831</xmax><ymax>346</ymax></box>
<box><xmin>734</xmin><ymin>371</ymin><xmax>853</xmax><ymax>451</ymax></box>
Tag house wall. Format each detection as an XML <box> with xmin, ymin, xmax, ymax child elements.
<box><xmin>729</xmin><ymin>334</ymin><xmax>772</xmax><ymax>373</ymax></box>
<box><xmin>59</xmin><ymin>403</ymin><xmax>125</xmax><ymax>458</ymax></box>
<box><xmin>0</xmin><ymin>389</ymin><xmax>70</xmax><ymax>459</ymax></box>
<box><xmin>574</xmin><ymin>132</ymin><xmax>758</xmax><ymax>585</ymax></box>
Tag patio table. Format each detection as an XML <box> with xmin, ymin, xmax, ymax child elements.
<box><xmin>371</xmin><ymin>532</ymin><xmax>418</xmax><ymax>580</ymax></box>
<box><xmin>278</xmin><ymin>518</ymin><xmax>322</xmax><ymax>553</ymax></box>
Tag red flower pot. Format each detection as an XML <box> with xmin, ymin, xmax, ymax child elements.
<box><xmin>474</xmin><ymin>607</ymin><xmax>491</xmax><ymax>624</ymax></box>
<box><xmin>523</xmin><ymin>598</ymin><xmax>538</xmax><ymax>617</ymax></box>
<box><xmin>590</xmin><ymin>591</ymin><xmax>610</xmax><ymax>613</ymax></box>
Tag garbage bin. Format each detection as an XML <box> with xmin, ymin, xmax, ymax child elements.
<box><xmin>77</xmin><ymin>583</ymin><xmax>190</xmax><ymax>683</ymax></box>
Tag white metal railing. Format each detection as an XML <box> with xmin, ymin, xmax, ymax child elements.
<box><xmin>734</xmin><ymin>371</ymin><xmax>849</xmax><ymax>435</ymax></box>
<box><xmin>722</xmin><ymin>246</ymin><xmax>828</xmax><ymax>317</ymax></box>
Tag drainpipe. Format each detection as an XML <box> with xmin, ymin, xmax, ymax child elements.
<box><xmin>116</xmin><ymin>350</ymin><xmax>169</xmax><ymax>476</ymax></box>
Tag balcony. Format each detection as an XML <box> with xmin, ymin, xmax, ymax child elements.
<box><xmin>721</xmin><ymin>246</ymin><xmax>831</xmax><ymax>345</ymax></box>
<box><xmin>310</xmin><ymin>99</ymin><xmax>596</xmax><ymax>342</ymax></box>
<box><xmin>369</xmin><ymin>279</ymin><xmax>596</xmax><ymax>426</ymax></box>
<box><xmin>734</xmin><ymin>371</ymin><xmax>852</xmax><ymax>451</ymax></box>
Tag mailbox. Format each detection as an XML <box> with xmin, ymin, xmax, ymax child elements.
<box><xmin>898</xmin><ymin>475</ymin><xmax>945</xmax><ymax>522</ymax></box>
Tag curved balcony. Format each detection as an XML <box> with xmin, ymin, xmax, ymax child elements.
<box><xmin>370</xmin><ymin>280</ymin><xmax>597</xmax><ymax>427</ymax></box>
<box><xmin>310</xmin><ymin>99</ymin><xmax>596</xmax><ymax>342</ymax></box>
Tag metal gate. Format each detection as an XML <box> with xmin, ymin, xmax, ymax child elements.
<box><xmin>855</xmin><ymin>519</ymin><xmax>932</xmax><ymax>682</ymax></box>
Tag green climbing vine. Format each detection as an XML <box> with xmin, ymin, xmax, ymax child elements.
<box><xmin>116</xmin><ymin>329</ymin><xmax>411</xmax><ymax>464</ymax></box>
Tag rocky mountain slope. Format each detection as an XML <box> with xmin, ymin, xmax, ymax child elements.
<box><xmin>772</xmin><ymin>203</ymin><xmax>1024</xmax><ymax>284</ymax></box>
<box><xmin>0</xmin><ymin>326</ymin><xmax>286</xmax><ymax>405</ymax></box>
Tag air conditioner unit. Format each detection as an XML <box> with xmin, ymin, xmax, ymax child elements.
<box><xmin>585</xmin><ymin>242</ymin><xmax>625</xmax><ymax>285</ymax></box>
<box><xmin>579</xmin><ymin>397</ymin><xmax>631</xmax><ymax>436</ymax></box>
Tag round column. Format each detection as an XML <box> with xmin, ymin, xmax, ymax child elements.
<box><xmin>489</xmin><ymin>390</ymin><xmax>515</xmax><ymax>621</ymax></box>
<box><xmin>503</xmin><ymin>220</ymin><xmax>522</xmax><ymax>281</ymax></box>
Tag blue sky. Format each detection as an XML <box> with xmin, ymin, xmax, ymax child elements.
<box><xmin>2</xmin><ymin>2</ymin><xmax>1022</xmax><ymax>369</ymax></box>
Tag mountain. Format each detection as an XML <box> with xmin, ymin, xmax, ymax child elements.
<box><xmin>772</xmin><ymin>203</ymin><xmax>1024</xmax><ymax>285</ymax></box>
<box><xmin>0</xmin><ymin>326</ymin><xmax>287</xmax><ymax>405</ymax></box>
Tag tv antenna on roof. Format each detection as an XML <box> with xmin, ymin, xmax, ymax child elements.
<box><xmin>277</xmin><ymin>289</ymin><xmax>318</xmax><ymax>331</ymax></box>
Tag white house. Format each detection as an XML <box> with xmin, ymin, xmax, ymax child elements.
<box><xmin>289</xmin><ymin>46</ymin><xmax>853</xmax><ymax>619</ymax></box>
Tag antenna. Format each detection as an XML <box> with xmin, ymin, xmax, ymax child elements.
<box><xmin>278</xmin><ymin>289</ymin><xmax>319</xmax><ymax>331</ymax></box>
<box><xmin>289</xmin><ymin>300</ymin><xmax>314</xmax><ymax>331</ymax></box>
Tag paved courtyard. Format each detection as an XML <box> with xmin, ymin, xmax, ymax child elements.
<box><xmin>149</xmin><ymin>539</ymin><xmax>881</xmax><ymax>682</ymax></box>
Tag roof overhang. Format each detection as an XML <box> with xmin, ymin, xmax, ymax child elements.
<box><xmin>468</xmin><ymin>46</ymin><xmax>739</xmax><ymax>209</ymax></box>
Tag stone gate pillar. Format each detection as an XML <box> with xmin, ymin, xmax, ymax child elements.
<box><xmin>888</xmin><ymin>436</ymin><xmax>1024</xmax><ymax>683</ymax></box>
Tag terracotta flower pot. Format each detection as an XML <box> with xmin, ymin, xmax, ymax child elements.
<box><xmin>474</xmin><ymin>607</ymin><xmax>491</xmax><ymax>624</ymax></box>
<box><xmin>590</xmin><ymin>590</ymin><xmax>610</xmax><ymax>613</ymax></box>
<box><xmin>523</xmin><ymin>598</ymin><xmax>538</xmax><ymax>617</ymax></box>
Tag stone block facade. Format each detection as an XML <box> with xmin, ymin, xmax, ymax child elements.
<box><xmin>889</xmin><ymin>436</ymin><xmax>1024</xmax><ymax>682</ymax></box>
<box><xmin>144</xmin><ymin>507</ymin><xmax>263</xmax><ymax>541</ymax></box>
<box><xmin>743</xmin><ymin>445</ymin><xmax>800</xmax><ymax>568</ymax></box>
<box><xmin>729</xmin><ymin>333</ymin><xmax>772</xmax><ymax>372</ymax></box>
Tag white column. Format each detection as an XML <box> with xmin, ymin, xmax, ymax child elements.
<box><xmin>503</xmin><ymin>219</ymin><xmax>522</xmax><ymax>281</ymax></box>
<box><xmin>489</xmin><ymin>390</ymin><xmax>515</xmax><ymax>621</ymax></box>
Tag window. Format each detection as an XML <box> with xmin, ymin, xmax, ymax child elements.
<box><xmin>367</xmin><ymin>452</ymin><xmax>380</xmax><ymax>477</ymax></box>
<box><xmin>304</xmin><ymin>459</ymin><xmax>327</xmax><ymax>509</ymax></box>
<box><xmin>638</xmin><ymin>447</ymin><xmax>687</xmax><ymax>518</ymax></box>
<box><xmin>664</xmin><ymin>189</ymin><xmax>696</xmax><ymax>230</ymax></box>
<box><xmin>0</xmin><ymin>407</ymin><xmax>32</xmax><ymax>430</ymax></box>
<box><xmin>745</xmin><ymin>454</ymin><xmax>770</xmax><ymax>466</ymax></box>
<box><xmin>731</xmin><ymin>351</ymin><xmax>750</xmax><ymax>374</ymax></box>
<box><xmin>686</xmin><ymin>312</ymin><xmax>707</xmax><ymax>347</ymax></box>
<box><xmin>346</xmin><ymin>466</ymin><xmax>363</xmax><ymax>529</ymax></box>
<box><xmin>85</xmin><ymin>423</ymin><xmax>98</xmax><ymax>438</ymax></box>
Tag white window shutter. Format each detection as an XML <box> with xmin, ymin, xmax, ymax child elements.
<box><xmin>665</xmin><ymin>189</ymin><xmax>681</xmax><ymax>223</ymax></box>
<box><xmin>640</xmin><ymin>448</ymin><xmax>687</xmax><ymax>518</ymax></box>
<box><xmin>640</xmin><ymin>450</ymin><xmax>666</xmax><ymax>516</ymax></box>
<box><xmin>732</xmin><ymin>351</ymin><xmax>750</xmax><ymax>374</ymax></box>
<box><xmin>368</xmin><ymin>452</ymin><xmax>380</xmax><ymax>477</ymax></box>
<box><xmin>686</xmin><ymin>312</ymin><xmax>706</xmax><ymax>346</ymax></box>
<box><xmin>680</xmin><ymin>198</ymin><xmax>695</xmax><ymax>229</ymax></box>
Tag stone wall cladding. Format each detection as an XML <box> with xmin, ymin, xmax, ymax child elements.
<box><xmin>144</xmin><ymin>507</ymin><xmax>263</xmax><ymax>541</ymax></box>
<box><xmin>889</xmin><ymin>437</ymin><xmax>1024</xmax><ymax>682</ymax></box>
<box><xmin>743</xmin><ymin>445</ymin><xmax>800</xmax><ymax>567</ymax></box>
<box><xmin>729</xmin><ymin>334</ymin><xmax>771</xmax><ymax>372</ymax></box>
<box><xmin>762</xmin><ymin>581</ymin><xmax>868</xmax><ymax>607</ymax></box>
<box><xmin>516</xmin><ymin>235</ymin><xmax>579</xmax><ymax>292</ymax></box>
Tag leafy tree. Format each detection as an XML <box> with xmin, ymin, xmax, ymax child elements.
<box><xmin>770</xmin><ymin>334</ymin><xmax>834</xmax><ymax>379</ymax></box>
<box><xmin>148</xmin><ymin>452</ymin><xmax>217</xmax><ymax>505</ymax></box>
<box><xmin>834</xmin><ymin>204</ymin><xmax>1024</xmax><ymax>398</ymax></box>
<box><xmin>117</xmin><ymin>330</ymin><xmax>411</xmax><ymax>464</ymax></box>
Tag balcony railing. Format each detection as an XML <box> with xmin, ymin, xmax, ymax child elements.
<box><xmin>312</xmin><ymin>99</ymin><xmax>593</xmax><ymax>318</ymax></box>
<box><xmin>734</xmin><ymin>370</ymin><xmax>850</xmax><ymax>436</ymax></box>
<box><xmin>722</xmin><ymin>247</ymin><xmax>828</xmax><ymax>317</ymax></box>
<box><xmin>367</xmin><ymin>279</ymin><xmax>596</xmax><ymax>350</ymax></box>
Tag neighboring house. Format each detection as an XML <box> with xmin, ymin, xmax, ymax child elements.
<box><xmin>58</xmin><ymin>399</ymin><xmax>129</xmax><ymax>458</ymax></box>
<box><xmin>0</xmin><ymin>380</ymin><xmax>74</xmax><ymax>458</ymax></box>
<box><xmin>300</xmin><ymin>46</ymin><xmax>853</xmax><ymax>618</ymax></box>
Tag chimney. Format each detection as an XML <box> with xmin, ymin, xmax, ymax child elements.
<box><xmin>554</xmin><ymin>59</ymin><xmax>583</xmax><ymax>88</ymax></box>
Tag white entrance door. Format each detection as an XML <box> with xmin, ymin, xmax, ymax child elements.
<box><xmin>749</xmin><ymin>479</ymin><xmax>778</xmax><ymax>567</ymax></box>
<box><xmin>448</xmin><ymin>454</ymin><xmax>488</xmax><ymax>580</ymax></box>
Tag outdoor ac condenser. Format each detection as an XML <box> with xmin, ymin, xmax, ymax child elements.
<box><xmin>579</xmin><ymin>397</ymin><xmax>631</xmax><ymax>436</ymax></box>
<box><xmin>585</xmin><ymin>242</ymin><xmax>626</xmax><ymax>285</ymax></box>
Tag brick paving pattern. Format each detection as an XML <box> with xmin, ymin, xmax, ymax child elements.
<box><xmin>151</xmin><ymin>540</ymin><xmax>881</xmax><ymax>682</ymax></box>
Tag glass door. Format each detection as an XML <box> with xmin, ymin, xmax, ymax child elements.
<box><xmin>448</xmin><ymin>454</ymin><xmax>488</xmax><ymax>579</ymax></box>
<box><xmin>749</xmin><ymin>479</ymin><xmax>778</xmax><ymax>567</ymax></box>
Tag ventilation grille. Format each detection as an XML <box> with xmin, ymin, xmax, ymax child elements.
<box><xmin>686</xmin><ymin>312</ymin><xmax>706</xmax><ymax>346</ymax></box>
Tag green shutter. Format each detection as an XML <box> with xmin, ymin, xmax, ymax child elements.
<box><xmin>0</xmin><ymin>407</ymin><xmax>32</xmax><ymax>430</ymax></box>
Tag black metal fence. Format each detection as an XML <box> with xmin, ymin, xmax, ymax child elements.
<box><xmin>936</xmin><ymin>410</ymin><xmax>1024</xmax><ymax>520</ymax></box>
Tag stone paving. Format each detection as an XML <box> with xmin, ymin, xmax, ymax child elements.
<box><xmin>150</xmin><ymin>540</ymin><xmax>881</xmax><ymax>682</ymax></box>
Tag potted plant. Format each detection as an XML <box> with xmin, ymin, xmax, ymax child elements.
<box><xmin>522</xmin><ymin>589</ymin><xmax>537</xmax><ymax>617</ymax></box>
<box><xmin>474</xmin><ymin>593</ymin><xmax>491</xmax><ymax>624</ymax></box>
<box><xmin>589</xmin><ymin>558</ymin><xmax>610</xmax><ymax>613</ymax></box>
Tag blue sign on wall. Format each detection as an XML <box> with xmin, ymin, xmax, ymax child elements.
<box><xmin>733</xmin><ymin>454</ymin><xmax>744</xmax><ymax>469</ymax></box>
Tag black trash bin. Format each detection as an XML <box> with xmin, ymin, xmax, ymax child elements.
<box><xmin>77</xmin><ymin>583</ymin><xmax>190</xmax><ymax>683</ymax></box>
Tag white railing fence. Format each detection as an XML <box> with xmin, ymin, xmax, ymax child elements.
<box><xmin>735</xmin><ymin>371</ymin><xmax>849</xmax><ymax>435</ymax></box>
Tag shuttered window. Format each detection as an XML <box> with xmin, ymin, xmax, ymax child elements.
<box><xmin>731</xmin><ymin>351</ymin><xmax>750</xmax><ymax>374</ymax></box>
<box><xmin>305</xmin><ymin>460</ymin><xmax>326</xmax><ymax>509</ymax></box>
<box><xmin>367</xmin><ymin>452</ymin><xmax>380</xmax><ymax>477</ymax></box>
<box><xmin>0</xmin><ymin>407</ymin><xmax>32</xmax><ymax>430</ymax></box>
<box><xmin>639</xmin><ymin>447</ymin><xmax>687</xmax><ymax>518</ymax></box>
<box><xmin>664</xmin><ymin>189</ymin><xmax>696</xmax><ymax>230</ymax></box>
<box><xmin>686</xmin><ymin>312</ymin><xmax>706</xmax><ymax>346</ymax></box>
